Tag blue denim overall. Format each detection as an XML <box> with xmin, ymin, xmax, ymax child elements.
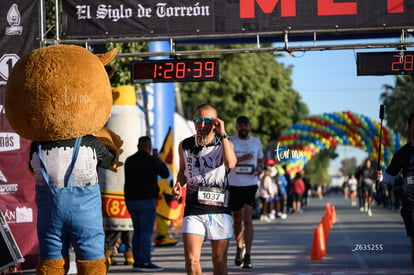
<box><xmin>36</xmin><ymin>137</ymin><xmax>105</xmax><ymax>260</ymax></box>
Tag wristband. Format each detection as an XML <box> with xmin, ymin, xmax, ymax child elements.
<box><xmin>220</xmin><ymin>134</ymin><xmax>230</xmax><ymax>140</ymax></box>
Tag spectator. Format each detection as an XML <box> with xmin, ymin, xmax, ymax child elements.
<box><xmin>275</xmin><ymin>168</ymin><xmax>289</xmax><ymax>219</ymax></box>
<box><xmin>291</xmin><ymin>172</ymin><xmax>305</xmax><ymax>212</ymax></box>
<box><xmin>124</xmin><ymin>136</ymin><xmax>169</xmax><ymax>272</ymax></box>
<box><xmin>343</xmin><ymin>175</ymin><xmax>350</xmax><ymax>200</ymax></box>
<box><xmin>258</xmin><ymin>166</ymin><xmax>275</xmax><ymax>222</ymax></box>
<box><xmin>348</xmin><ymin>174</ymin><xmax>358</xmax><ymax>207</ymax></box>
<box><xmin>302</xmin><ymin>174</ymin><xmax>311</xmax><ymax>208</ymax></box>
<box><xmin>359</xmin><ymin>159</ymin><xmax>375</xmax><ymax>216</ymax></box>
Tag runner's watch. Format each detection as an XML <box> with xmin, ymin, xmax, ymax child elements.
<box><xmin>220</xmin><ymin>133</ymin><xmax>230</xmax><ymax>140</ymax></box>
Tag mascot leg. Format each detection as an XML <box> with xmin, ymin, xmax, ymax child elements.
<box><xmin>76</xmin><ymin>258</ymin><xmax>107</xmax><ymax>275</ymax></box>
<box><xmin>124</xmin><ymin>250</ymin><xmax>134</xmax><ymax>265</ymax></box>
<box><xmin>104</xmin><ymin>250</ymin><xmax>114</xmax><ymax>270</ymax></box>
<box><xmin>121</xmin><ymin>231</ymin><xmax>134</xmax><ymax>265</ymax></box>
<box><xmin>36</xmin><ymin>258</ymin><xmax>66</xmax><ymax>275</ymax></box>
<box><xmin>154</xmin><ymin>215</ymin><xmax>178</xmax><ymax>247</ymax></box>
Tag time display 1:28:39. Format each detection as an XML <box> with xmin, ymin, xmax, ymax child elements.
<box><xmin>131</xmin><ymin>58</ymin><xmax>219</xmax><ymax>83</ymax></box>
<box><xmin>153</xmin><ymin>61</ymin><xmax>216</xmax><ymax>79</ymax></box>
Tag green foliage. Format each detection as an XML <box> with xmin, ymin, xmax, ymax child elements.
<box><xmin>340</xmin><ymin>156</ymin><xmax>358</xmax><ymax>176</ymax></box>
<box><xmin>178</xmin><ymin>45</ymin><xmax>308</xmax><ymax>145</ymax></box>
<box><xmin>380</xmin><ymin>75</ymin><xmax>414</xmax><ymax>142</ymax></box>
<box><xmin>44</xmin><ymin>0</ymin><xmax>56</xmax><ymax>39</ymax></box>
<box><xmin>107</xmin><ymin>42</ymin><xmax>147</xmax><ymax>85</ymax></box>
<box><xmin>304</xmin><ymin>148</ymin><xmax>337</xmax><ymax>186</ymax></box>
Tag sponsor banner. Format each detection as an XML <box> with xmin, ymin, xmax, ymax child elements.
<box><xmin>0</xmin><ymin>0</ymin><xmax>40</xmax><ymax>269</ymax></box>
<box><xmin>101</xmin><ymin>191</ymin><xmax>131</xmax><ymax>219</ymax></box>
<box><xmin>0</xmin><ymin>1</ymin><xmax>39</xmax><ymax>86</ymax></box>
<box><xmin>62</xmin><ymin>0</ymin><xmax>412</xmax><ymax>39</ymax></box>
<box><xmin>0</xmin><ymin>132</ymin><xmax>20</xmax><ymax>152</ymax></box>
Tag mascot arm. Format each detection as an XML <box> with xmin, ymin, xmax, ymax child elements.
<box><xmin>95</xmin><ymin>128</ymin><xmax>124</xmax><ymax>172</ymax></box>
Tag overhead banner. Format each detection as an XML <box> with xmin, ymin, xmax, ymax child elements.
<box><xmin>0</xmin><ymin>0</ymin><xmax>40</xmax><ymax>269</ymax></box>
<box><xmin>62</xmin><ymin>0</ymin><xmax>412</xmax><ymax>39</ymax></box>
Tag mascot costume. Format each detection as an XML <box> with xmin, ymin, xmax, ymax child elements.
<box><xmin>4</xmin><ymin>45</ymin><xmax>122</xmax><ymax>274</ymax></box>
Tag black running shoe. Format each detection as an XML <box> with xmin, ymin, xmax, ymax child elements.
<box><xmin>234</xmin><ymin>246</ymin><xmax>245</xmax><ymax>266</ymax></box>
<box><xmin>133</xmin><ymin>263</ymin><xmax>164</xmax><ymax>272</ymax></box>
<box><xmin>243</xmin><ymin>253</ymin><xmax>252</xmax><ymax>269</ymax></box>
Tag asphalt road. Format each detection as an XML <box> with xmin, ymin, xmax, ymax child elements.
<box><xmin>23</xmin><ymin>193</ymin><xmax>414</xmax><ymax>274</ymax></box>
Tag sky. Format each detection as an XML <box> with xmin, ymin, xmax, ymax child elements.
<box><xmin>279</xmin><ymin>45</ymin><xmax>397</xmax><ymax>170</ymax></box>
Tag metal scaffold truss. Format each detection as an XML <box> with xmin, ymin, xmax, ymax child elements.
<box><xmin>39</xmin><ymin>0</ymin><xmax>414</xmax><ymax>57</ymax></box>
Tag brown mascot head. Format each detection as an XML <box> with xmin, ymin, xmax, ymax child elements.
<box><xmin>5</xmin><ymin>44</ymin><xmax>118</xmax><ymax>141</ymax></box>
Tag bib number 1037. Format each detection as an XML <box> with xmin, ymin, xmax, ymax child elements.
<box><xmin>197</xmin><ymin>187</ymin><xmax>228</xmax><ymax>207</ymax></box>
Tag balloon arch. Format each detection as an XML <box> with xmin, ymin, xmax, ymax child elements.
<box><xmin>273</xmin><ymin>111</ymin><xmax>401</xmax><ymax>176</ymax></box>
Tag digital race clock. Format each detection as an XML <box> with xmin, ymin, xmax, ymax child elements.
<box><xmin>357</xmin><ymin>51</ymin><xmax>414</xmax><ymax>76</ymax></box>
<box><xmin>131</xmin><ymin>58</ymin><xmax>220</xmax><ymax>83</ymax></box>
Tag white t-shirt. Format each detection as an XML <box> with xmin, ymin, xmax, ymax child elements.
<box><xmin>228</xmin><ymin>135</ymin><xmax>263</xmax><ymax>187</ymax></box>
<box><xmin>348</xmin><ymin>177</ymin><xmax>358</xmax><ymax>192</ymax></box>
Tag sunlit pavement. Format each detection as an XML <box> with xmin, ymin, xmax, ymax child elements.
<box><xmin>23</xmin><ymin>193</ymin><xmax>413</xmax><ymax>274</ymax></box>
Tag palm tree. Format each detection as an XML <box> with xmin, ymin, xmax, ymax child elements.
<box><xmin>380</xmin><ymin>75</ymin><xmax>414</xmax><ymax>141</ymax></box>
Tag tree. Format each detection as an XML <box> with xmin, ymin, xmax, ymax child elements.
<box><xmin>340</xmin><ymin>156</ymin><xmax>358</xmax><ymax>176</ymax></box>
<box><xmin>178</xmin><ymin>45</ymin><xmax>308</xmax><ymax>145</ymax></box>
<box><xmin>380</xmin><ymin>75</ymin><xmax>414</xmax><ymax>142</ymax></box>
<box><xmin>106</xmin><ymin>43</ymin><xmax>147</xmax><ymax>85</ymax></box>
<box><xmin>304</xmin><ymin>147</ymin><xmax>336</xmax><ymax>188</ymax></box>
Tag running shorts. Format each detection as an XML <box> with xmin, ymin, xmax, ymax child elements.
<box><xmin>229</xmin><ymin>185</ymin><xmax>258</xmax><ymax>212</ymax></box>
<box><xmin>182</xmin><ymin>213</ymin><xmax>233</xmax><ymax>240</ymax></box>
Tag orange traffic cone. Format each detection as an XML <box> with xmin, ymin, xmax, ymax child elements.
<box><xmin>321</xmin><ymin>214</ymin><xmax>331</xmax><ymax>242</ymax></box>
<box><xmin>331</xmin><ymin>205</ymin><xmax>337</xmax><ymax>224</ymax></box>
<box><xmin>318</xmin><ymin>222</ymin><xmax>327</xmax><ymax>256</ymax></box>
<box><xmin>325</xmin><ymin>202</ymin><xmax>332</xmax><ymax>218</ymax></box>
<box><xmin>310</xmin><ymin>223</ymin><xmax>326</xmax><ymax>260</ymax></box>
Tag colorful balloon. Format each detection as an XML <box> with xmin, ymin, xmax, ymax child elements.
<box><xmin>272</xmin><ymin>111</ymin><xmax>401</xmax><ymax>173</ymax></box>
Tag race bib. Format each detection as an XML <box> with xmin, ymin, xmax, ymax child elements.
<box><xmin>363</xmin><ymin>178</ymin><xmax>374</xmax><ymax>186</ymax></box>
<box><xmin>197</xmin><ymin>186</ymin><xmax>228</xmax><ymax>207</ymax></box>
<box><xmin>234</xmin><ymin>164</ymin><xmax>255</xmax><ymax>174</ymax></box>
<box><xmin>406</xmin><ymin>176</ymin><xmax>414</xmax><ymax>185</ymax></box>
